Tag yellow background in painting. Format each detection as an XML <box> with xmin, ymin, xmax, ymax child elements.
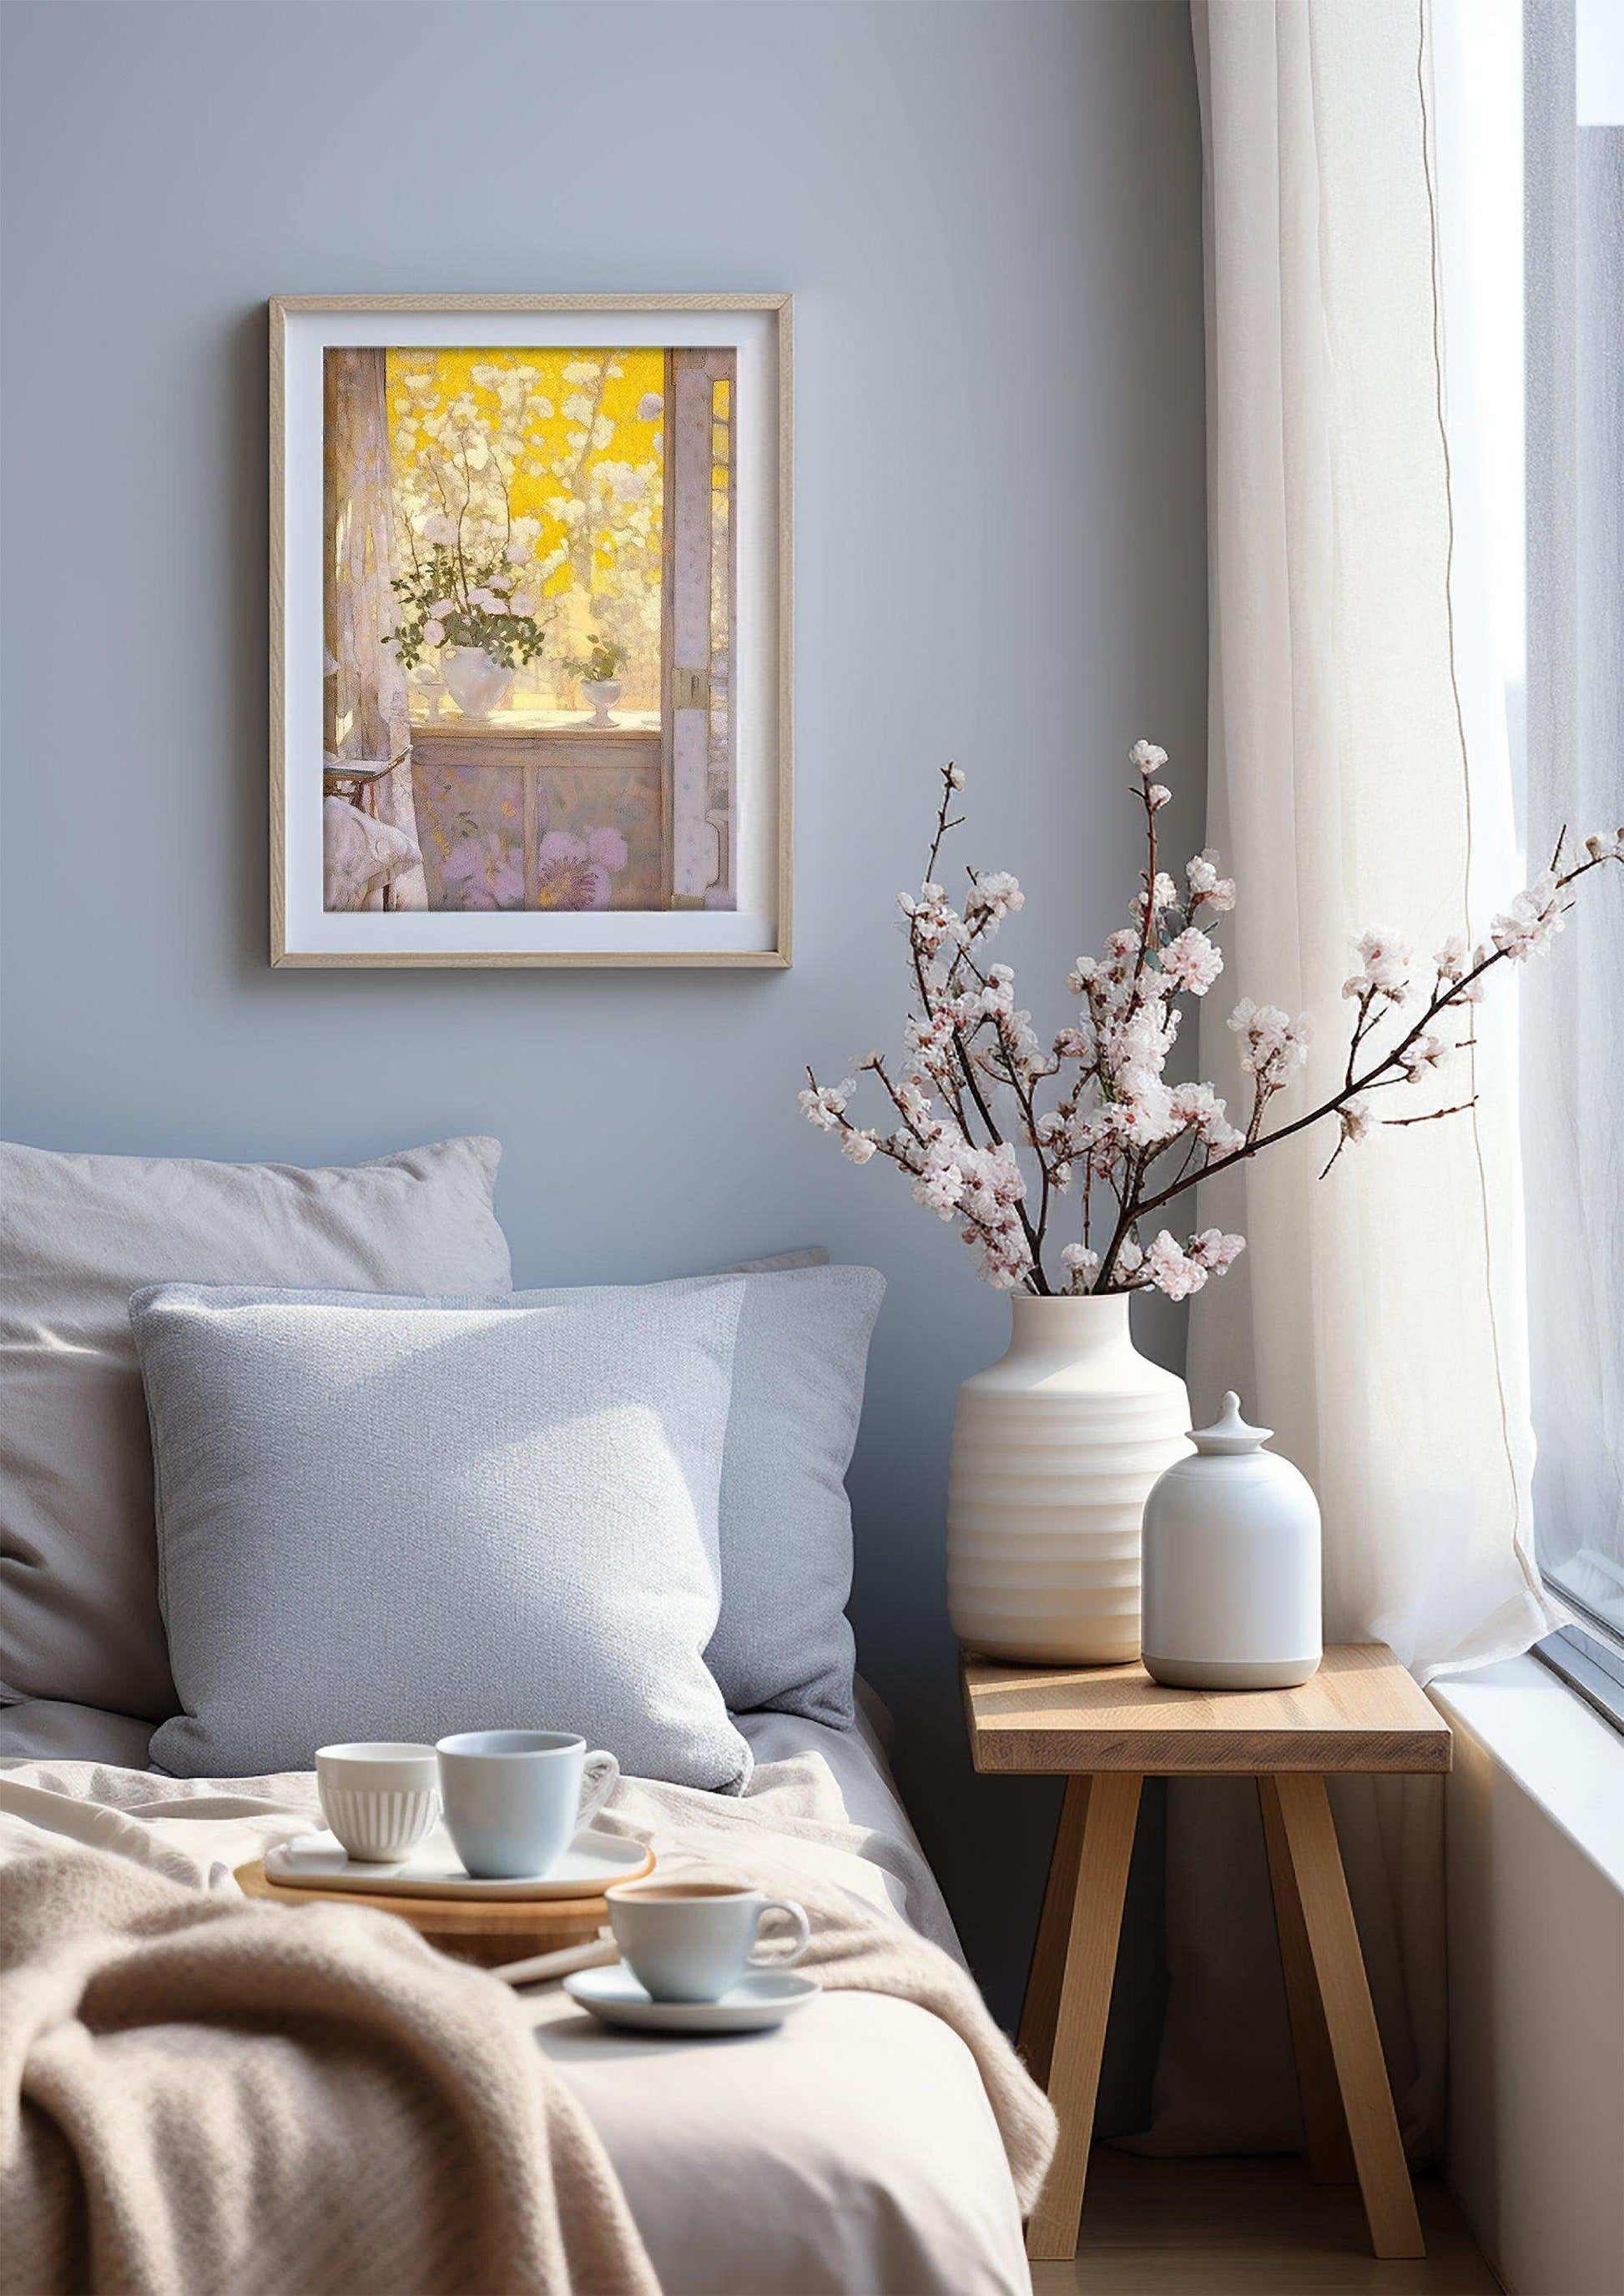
<box><xmin>383</xmin><ymin>345</ymin><xmax>663</xmax><ymax>598</ymax></box>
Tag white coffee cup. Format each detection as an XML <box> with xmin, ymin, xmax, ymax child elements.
<box><xmin>315</xmin><ymin>1741</ymin><xmax>441</xmax><ymax>1862</ymax></box>
<box><xmin>605</xmin><ymin>1879</ymin><xmax>811</xmax><ymax>2003</ymax></box>
<box><xmin>436</xmin><ymin>1730</ymin><xmax>619</xmax><ymax>1880</ymax></box>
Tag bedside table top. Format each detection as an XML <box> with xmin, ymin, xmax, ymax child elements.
<box><xmin>962</xmin><ymin>1644</ymin><xmax>1450</xmax><ymax>1775</ymax></box>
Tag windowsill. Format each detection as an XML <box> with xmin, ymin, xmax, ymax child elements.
<box><xmin>1430</xmin><ymin>1654</ymin><xmax>1624</xmax><ymax>1898</ymax></box>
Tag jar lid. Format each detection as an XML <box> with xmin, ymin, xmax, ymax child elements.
<box><xmin>1189</xmin><ymin>1391</ymin><xmax>1273</xmax><ymax>1454</ymax></box>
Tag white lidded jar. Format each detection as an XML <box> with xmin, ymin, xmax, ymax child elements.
<box><xmin>1141</xmin><ymin>1392</ymin><xmax>1322</xmax><ymax>1689</ymax></box>
<box><xmin>946</xmin><ymin>1293</ymin><xmax>1192</xmax><ymax>1665</ymax></box>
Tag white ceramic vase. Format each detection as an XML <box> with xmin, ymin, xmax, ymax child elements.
<box><xmin>440</xmin><ymin>645</ymin><xmax>515</xmax><ymax>720</ymax></box>
<box><xmin>946</xmin><ymin>1293</ymin><xmax>1192</xmax><ymax>1665</ymax></box>
<box><xmin>1140</xmin><ymin>1391</ymin><xmax>1322</xmax><ymax>1689</ymax></box>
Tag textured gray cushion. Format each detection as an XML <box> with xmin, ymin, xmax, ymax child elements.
<box><xmin>0</xmin><ymin>1137</ymin><xmax>512</xmax><ymax>1725</ymax></box>
<box><xmin>133</xmin><ymin>1282</ymin><xmax>751</xmax><ymax>1788</ymax></box>
<box><xmin>524</xmin><ymin>1263</ymin><xmax>882</xmax><ymax>1725</ymax></box>
<box><xmin>163</xmin><ymin>1263</ymin><xmax>885</xmax><ymax>1728</ymax></box>
<box><xmin>690</xmin><ymin>1258</ymin><xmax>882</xmax><ymax>1725</ymax></box>
<box><xmin>0</xmin><ymin>1699</ymin><xmax>156</xmax><ymax>1767</ymax></box>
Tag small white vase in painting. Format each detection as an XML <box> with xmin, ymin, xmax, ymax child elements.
<box><xmin>946</xmin><ymin>1292</ymin><xmax>1192</xmax><ymax>1666</ymax></box>
<box><xmin>440</xmin><ymin>646</ymin><xmax>515</xmax><ymax>720</ymax></box>
<box><xmin>583</xmin><ymin>677</ymin><xmax>623</xmax><ymax>726</ymax></box>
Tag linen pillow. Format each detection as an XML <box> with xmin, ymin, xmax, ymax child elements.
<box><xmin>0</xmin><ymin>1137</ymin><xmax>512</xmax><ymax>1725</ymax></box>
<box><xmin>519</xmin><ymin>1266</ymin><xmax>883</xmax><ymax>1726</ymax></box>
<box><xmin>133</xmin><ymin>1282</ymin><xmax>751</xmax><ymax>1790</ymax></box>
<box><xmin>167</xmin><ymin>1263</ymin><xmax>885</xmax><ymax>1728</ymax></box>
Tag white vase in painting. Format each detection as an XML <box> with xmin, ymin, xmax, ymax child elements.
<box><xmin>440</xmin><ymin>646</ymin><xmax>515</xmax><ymax>720</ymax></box>
<box><xmin>582</xmin><ymin>677</ymin><xmax>623</xmax><ymax>726</ymax></box>
<box><xmin>946</xmin><ymin>1292</ymin><xmax>1192</xmax><ymax>1666</ymax></box>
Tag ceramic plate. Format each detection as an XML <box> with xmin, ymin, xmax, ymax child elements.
<box><xmin>562</xmin><ymin>1963</ymin><xmax>821</xmax><ymax>2035</ymax></box>
<box><xmin>264</xmin><ymin>1825</ymin><xmax>652</xmax><ymax>1900</ymax></box>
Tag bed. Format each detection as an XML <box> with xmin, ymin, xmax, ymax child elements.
<box><xmin>0</xmin><ymin>1698</ymin><xmax>1032</xmax><ymax>2296</ymax></box>
<box><xmin>0</xmin><ymin>1151</ymin><xmax>1042</xmax><ymax>2289</ymax></box>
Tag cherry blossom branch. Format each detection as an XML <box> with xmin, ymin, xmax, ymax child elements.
<box><xmin>801</xmin><ymin>743</ymin><xmax>1621</xmax><ymax>1303</ymax></box>
<box><xmin>1108</xmin><ymin>847</ymin><xmax>1619</xmax><ymax>1253</ymax></box>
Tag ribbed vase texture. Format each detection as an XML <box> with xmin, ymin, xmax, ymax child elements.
<box><xmin>947</xmin><ymin>1292</ymin><xmax>1192</xmax><ymax>1665</ymax></box>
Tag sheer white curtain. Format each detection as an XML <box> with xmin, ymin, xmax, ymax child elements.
<box><xmin>1137</xmin><ymin>0</ymin><xmax>1552</xmax><ymax>2158</ymax></box>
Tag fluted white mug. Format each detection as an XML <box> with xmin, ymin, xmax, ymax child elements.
<box><xmin>315</xmin><ymin>1741</ymin><xmax>441</xmax><ymax>1862</ymax></box>
<box><xmin>436</xmin><ymin>1730</ymin><xmax>619</xmax><ymax>1880</ymax></box>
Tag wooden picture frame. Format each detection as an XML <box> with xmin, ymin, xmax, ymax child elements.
<box><xmin>270</xmin><ymin>294</ymin><xmax>793</xmax><ymax>968</ymax></box>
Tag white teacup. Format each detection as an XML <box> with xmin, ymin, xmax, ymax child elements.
<box><xmin>315</xmin><ymin>1741</ymin><xmax>440</xmax><ymax>1863</ymax></box>
<box><xmin>606</xmin><ymin>1879</ymin><xmax>811</xmax><ymax>2003</ymax></box>
<box><xmin>436</xmin><ymin>1730</ymin><xmax>619</xmax><ymax>1880</ymax></box>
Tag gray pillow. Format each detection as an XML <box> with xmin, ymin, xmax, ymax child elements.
<box><xmin>0</xmin><ymin>1699</ymin><xmax>156</xmax><ymax>1767</ymax></box>
<box><xmin>161</xmin><ymin>1264</ymin><xmax>885</xmax><ymax>1729</ymax></box>
<box><xmin>523</xmin><ymin>1263</ymin><xmax>883</xmax><ymax>1725</ymax></box>
<box><xmin>0</xmin><ymin>1137</ymin><xmax>512</xmax><ymax>1727</ymax></box>
<box><xmin>132</xmin><ymin>1282</ymin><xmax>752</xmax><ymax>1790</ymax></box>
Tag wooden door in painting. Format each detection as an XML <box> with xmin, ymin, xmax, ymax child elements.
<box><xmin>663</xmin><ymin>348</ymin><xmax>738</xmax><ymax>908</ymax></box>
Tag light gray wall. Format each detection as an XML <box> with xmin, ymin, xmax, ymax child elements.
<box><xmin>0</xmin><ymin>0</ymin><xmax>1205</xmax><ymax>2045</ymax></box>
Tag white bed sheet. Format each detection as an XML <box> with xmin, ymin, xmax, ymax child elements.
<box><xmin>0</xmin><ymin>1709</ymin><xmax>1030</xmax><ymax>2295</ymax></box>
<box><xmin>522</xmin><ymin>1708</ymin><xmax>1027</xmax><ymax>2295</ymax></box>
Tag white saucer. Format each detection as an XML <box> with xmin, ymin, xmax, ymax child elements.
<box><xmin>562</xmin><ymin>1963</ymin><xmax>821</xmax><ymax>2035</ymax></box>
<box><xmin>265</xmin><ymin>1824</ymin><xmax>651</xmax><ymax>1900</ymax></box>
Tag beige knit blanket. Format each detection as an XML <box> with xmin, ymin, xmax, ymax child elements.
<box><xmin>0</xmin><ymin>1844</ymin><xmax>656</xmax><ymax>2296</ymax></box>
<box><xmin>0</xmin><ymin>1757</ymin><xmax>1056</xmax><ymax>2292</ymax></box>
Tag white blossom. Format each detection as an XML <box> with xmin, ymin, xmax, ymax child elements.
<box><xmin>1351</xmin><ymin>926</ymin><xmax>1414</xmax><ymax>998</ymax></box>
<box><xmin>798</xmin><ymin>1081</ymin><xmax>855</xmax><ymax>1133</ymax></box>
<box><xmin>1185</xmin><ymin>847</ymin><xmax>1238</xmax><ymax>913</ymax></box>
<box><xmin>1338</xmin><ymin>1095</ymin><xmax>1376</xmax><ymax>1144</ymax></box>
<box><xmin>1146</xmin><ymin>784</ymin><xmax>1173</xmax><ymax>813</ymax></box>
<box><xmin>1490</xmin><ymin>871</ymin><xmax>1569</xmax><ymax>960</ymax></box>
<box><xmin>1168</xmin><ymin>1080</ymin><xmax>1243</xmax><ymax>1152</ymax></box>
<box><xmin>1228</xmin><ymin>998</ymin><xmax>1311</xmax><ymax>1083</ymax></box>
<box><xmin>840</xmin><ymin>1127</ymin><xmax>880</xmax><ymax>1165</ymax></box>
<box><xmin>1129</xmin><ymin>739</ymin><xmax>1169</xmax><ymax>778</ymax></box>
<box><xmin>1433</xmin><ymin>933</ymin><xmax>1470</xmax><ymax>983</ymax></box>
<box><xmin>898</xmin><ymin>882</ymin><xmax>971</xmax><ymax>957</ymax></box>
<box><xmin>1160</xmin><ymin>926</ymin><xmax>1224</xmax><ymax>995</ymax></box>
<box><xmin>965</xmin><ymin>871</ymin><xmax>1025</xmax><ymax>930</ymax></box>
<box><xmin>1061</xmin><ymin>1243</ymin><xmax>1101</xmax><ymax>1292</ymax></box>
<box><xmin>1131</xmin><ymin>872</ymin><xmax>1179</xmax><ymax>924</ymax></box>
<box><xmin>1397</xmin><ymin>1031</ymin><xmax>1448</xmax><ymax>1075</ymax></box>
<box><xmin>1188</xmin><ymin>1228</ymin><xmax>1246</xmax><ymax>1273</ymax></box>
<box><xmin>913</xmin><ymin>1156</ymin><xmax>966</xmax><ymax>1219</ymax></box>
<box><xmin>1144</xmin><ymin>1231</ymin><xmax>1206</xmax><ymax>1300</ymax></box>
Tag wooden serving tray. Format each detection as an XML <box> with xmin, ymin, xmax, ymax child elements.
<box><xmin>235</xmin><ymin>1844</ymin><xmax>653</xmax><ymax>1967</ymax></box>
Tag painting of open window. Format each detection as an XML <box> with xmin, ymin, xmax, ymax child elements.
<box><xmin>271</xmin><ymin>298</ymin><xmax>791</xmax><ymax>967</ymax></box>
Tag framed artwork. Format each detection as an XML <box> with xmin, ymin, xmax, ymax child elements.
<box><xmin>270</xmin><ymin>294</ymin><xmax>792</xmax><ymax>967</ymax></box>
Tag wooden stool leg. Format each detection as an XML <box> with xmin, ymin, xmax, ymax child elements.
<box><xmin>1273</xmin><ymin>1773</ymin><xmax>1425</xmax><ymax>2260</ymax></box>
<box><xmin>1025</xmin><ymin>1770</ymin><xmax>1141</xmax><ymax>2265</ymax></box>
<box><xmin>1018</xmin><ymin>1775</ymin><xmax>1090</xmax><ymax>2087</ymax></box>
<box><xmin>1258</xmin><ymin>1777</ymin><xmax>1356</xmax><ymax>2184</ymax></box>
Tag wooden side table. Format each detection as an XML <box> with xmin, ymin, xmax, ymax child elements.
<box><xmin>962</xmin><ymin>1643</ymin><xmax>1450</xmax><ymax>2266</ymax></box>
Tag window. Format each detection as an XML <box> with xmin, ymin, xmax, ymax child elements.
<box><xmin>1522</xmin><ymin>0</ymin><xmax>1624</xmax><ymax>1709</ymax></box>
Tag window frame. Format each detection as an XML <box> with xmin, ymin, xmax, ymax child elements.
<box><xmin>1536</xmin><ymin>1617</ymin><xmax>1624</xmax><ymax>1737</ymax></box>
